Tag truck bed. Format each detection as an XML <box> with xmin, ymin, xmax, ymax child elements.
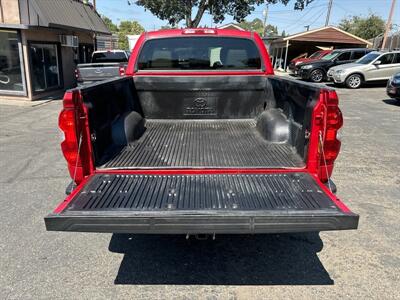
<box><xmin>100</xmin><ymin>119</ymin><xmax>305</xmax><ymax>169</ymax></box>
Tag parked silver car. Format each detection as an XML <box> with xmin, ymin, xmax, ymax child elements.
<box><xmin>328</xmin><ymin>51</ymin><xmax>400</xmax><ymax>88</ymax></box>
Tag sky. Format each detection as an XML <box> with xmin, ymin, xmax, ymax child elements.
<box><xmin>96</xmin><ymin>0</ymin><xmax>400</xmax><ymax>35</ymax></box>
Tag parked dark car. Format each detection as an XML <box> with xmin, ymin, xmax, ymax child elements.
<box><xmin>298</xmin><ymin>48</ymin><xmax>373</xmax><ymax>83</ymax></box>
<box><xmin>387</xmin><ymin>72</ymin><xmax>400</xmax><ymax>101</ymax></box>
<box><xmin>288</xmin><ymin>50</ymin><xmax>332</xmax><ymax>75</ymax></box>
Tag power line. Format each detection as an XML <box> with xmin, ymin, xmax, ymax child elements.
<box><xmin>334</xmin><ymin>2</ymin><xmax>358</xmax><ymax>16</ymax></box>
<box><xmin>253</xmin><ymin>3</ymin><xmax>328</xmax><ymax>14</ymax></box>
<box><xmin>285</xmin><ymin>3</ymin><xmax>328</xmax><ymax>33</ymax></box>
<box><xmin>311</xmin><ymin>8</ymin><xmax>327</xmax><ymax>27</ymax></box>
<box><xmin>283</xmin><ymin>0</ymin><xmax>325</xmax><ymax>28</ymax></box>
<box><xmin>299</xmin><ymin>7</ymin><xmax>328</xmax><ymax>32</ymax></box>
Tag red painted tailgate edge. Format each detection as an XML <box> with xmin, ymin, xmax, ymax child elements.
<box><xmin>53</xmin><ymin>175</ymin><xmax>92</xmax><ymax>214</ymax></box>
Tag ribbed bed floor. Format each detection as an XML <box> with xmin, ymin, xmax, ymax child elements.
<box><xmin>64</xmin><ymin>173</ymin><xmax>335</xmax><ymax>212</ymax></box>
<box><xmin>101</xmin><ymin>120</ymin><xmax>305</xmax><ymax>169</ymax></box>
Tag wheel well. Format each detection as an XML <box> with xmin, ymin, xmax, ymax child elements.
<box><xmin>311</xmin><ymin>68</ymin><xmax>324</xmax><ymax>74</ymax></box>
<box><xmin>346</xmin><ymin>72</ymin><xmax>365</xmax><ymax>82</ymax></box>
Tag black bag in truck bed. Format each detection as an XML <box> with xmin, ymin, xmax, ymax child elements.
<box><xmin>45</xmin><ymin>172</ymin><xmax>358</xmax><ymax>234</ymax></box>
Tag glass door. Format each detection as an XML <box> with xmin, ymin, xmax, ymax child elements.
<box><xmin>30</xmin><ymin>43</ymin><xmax>61</xmax><ymax>92</ymax></box>
<box><xmin>79</xmin><ymin>44</ymin><xmax>94</xmax><ymax>63</ymax></box>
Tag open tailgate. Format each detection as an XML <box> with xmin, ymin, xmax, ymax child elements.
<box><xmin>77</xmin><ymin>63</ymin><xmax>123</xmax><ymax>81</ymax></box>
<box><xmin>45</xmin><ymin>171</ymin><xmax>358</xmax><ymax>234</ymax></box>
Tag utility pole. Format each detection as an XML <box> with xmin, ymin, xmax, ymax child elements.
<box><xmin>92</xmin><ymin>0</ymin><xmax>96</xmax><ymax>10</ymax></box>
<box><xmin>0</xmin><ymin>0</ymin><xmax>4</xmax><ymax>23</ymax></box>
<box><xmin>304</xmin><ymin>25</ymin><xmax>310</xmax><ymax>31</ymax></box>
<box><xmin>382</xmin><ymin>0</ymin><xmax>397</xmax><ymax>50</ymax></box>
<box><xmin>262</xmin><ymin>5</ymin><xmax>269</xmax><ymax>37</ymax></box>
<box><xmin>325</xmin><ymin>0</ymin><xmax>333</xmax><ymax>27</ymax></box>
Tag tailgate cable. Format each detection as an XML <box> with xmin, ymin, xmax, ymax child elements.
<box><xmin>72</xmin><ymin>130</ymin><xmax>83</xmax><ymax>185</ymax></box>
<box><xmin>319</xmin><ymin>131</ymin><xmax>333</xmax><ymax>193</ymax></box>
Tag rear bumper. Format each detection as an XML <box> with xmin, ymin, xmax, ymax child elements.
<box><xmin>77</xmin><ymin>79</ymin><xmax>103</xmax><ymax>86</ymax></box>
<box><xmin>77</xmin><ymin>76</ymin><xmax>122</xmax><ymax>86</ymax></box>
<box><xmin>45</xmin><ymin>211</ymin><xmax>359</xmax><ymax>234</ymax></box>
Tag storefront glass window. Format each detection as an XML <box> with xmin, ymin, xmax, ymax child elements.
<box><xmin>0</xmin><ymin>30</ymin><xmax>24</xmax><ymax>93</ymax></box>
<box><xmin>30</xmin><ymin>43</ymin><xmax>61</xmax><ymax>92</ymax></box>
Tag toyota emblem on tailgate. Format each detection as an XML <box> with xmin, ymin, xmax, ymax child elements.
<box><xmin>194</xmin><ymin>98</ymin><xmax>207</xmax><ymax>108</ymax></box>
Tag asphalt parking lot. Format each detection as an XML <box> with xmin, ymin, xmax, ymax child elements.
<box><xmin>1</xmin><ymin>83</ymin><xmax>399</xmax><ymax>299</ymax></box>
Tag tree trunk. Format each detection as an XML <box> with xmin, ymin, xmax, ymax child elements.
<box><xmin>185</xmin><ymin>0</ymin><xmax>193</xmax><ymax>27</ymax></box>
<box><xmin>191</xmin><ymin>0</ymin><xmax>208</xmax><ymax>28</ymax></box>
<box><xmin>186</xmin><ymin>16</ymin><xmax>192</xmax><ymax>27</ymax></box>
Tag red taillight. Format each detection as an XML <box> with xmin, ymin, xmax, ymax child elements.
<box><xmin>119</xmin><ymin>66</ymin><xmax>126</xmax><ymax>76</ymax></box>
<box><xmin>59</xmin><ymin>109</ymin><xmax>81</xmax><ymax>167</ymax></box>
<box><xmin>309</xmin><ymin>90</ymin><xmax>343</xmax><ymax>183</ymax></box>
<box><xmin>318</xmin><ymin>90</ymin><xmax>343</xmax><ymax>182</ymax></box>
<box><xmin>59</xmin><ymin>91</ymin><xmax>92</xmax><ymax>184</ymax></box>
<box><xmin>58</xmin><ymin>91</ymin><xmax>88</xmax><ymax>184</ymax></box>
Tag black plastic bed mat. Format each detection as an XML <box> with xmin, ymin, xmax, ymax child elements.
<box><xmin>45</xmin><ymin>172</ymin><xmax>358</xmax><ymax>233</ymax></box>
<box><xmin>100</xmin><ymin>120</ymin><xmax>305</xmax><ymax>169</ymax></box>
<box><xmin>65</xmin><ymin>173</ymin><xmax>336</xmax><ymax>211</ymax></box>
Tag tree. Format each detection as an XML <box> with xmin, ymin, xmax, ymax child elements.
<box><xmin>238</xmin><ymin>18</ymin><xmax>278</xmax><ymax>36</ymax></box>
<box><xmin>239</xmin><ymin>18</ymin><xmax>264</xmax><ymax>35</ymax></box>
<box><xmin>338</xmin><ymin>14</ymin><xmax>385</xmax><ymax>40</ymax></box>
<box><xmin>117</xmin><ymin>21</ymin><xmax>145</xmax><ymax>49</ymax></box>
<box><xmin>136</xmin><ymin>0</ymin><xmax>314</xmax><ymax>28</ymax></box>
<box><xmin>265</xmin><ymin>24</ymin><xmax>278</xmax><ymax>36</ymax></box>
<box><xmin>101</xmin><ymin>15</ymin><xmax>145</xmax><ymax>50</ymax></box>
<box><xmin>281</xmin><ymin>30</ymin><xmax>286</xmax><ymax>37</ymax></box>
<box><xmin>101</xmin><ymin>15</ymin><xmax>118</xmax><ymax>33</ymax></box>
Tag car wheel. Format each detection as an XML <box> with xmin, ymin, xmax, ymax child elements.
<box><xmin>310</xmin><ymin>69</ymin><xmax>324</xmax><ymax>83</ymax></box>
<box><xmin>345</xmin><ymin>74</ymin><xmax>362</xmax><ymax>89</ymax></box>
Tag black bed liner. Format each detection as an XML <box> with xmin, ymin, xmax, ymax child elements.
<box><xmin>45</xmin><ymin>172</ymin><xmax>358</xmax><ymax>233</ymax></box>
<box><xmin>101</xmin><ymin>120</ymin><xmax>304</xmax><ymax>169</ymax></box>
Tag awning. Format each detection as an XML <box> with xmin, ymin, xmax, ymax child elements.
<box><xmin>22</xmin><ymin>0</ymin><xmax>110</xmax><ymax>35</ymax></box>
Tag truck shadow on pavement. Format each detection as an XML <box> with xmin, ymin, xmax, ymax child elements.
<box><xmin>325</xmin><ymin>82</ymin><xmax>387</xmax><ymax>89</ymax></box>
<box><xmin>382</xmin><ymin>99</ymin><xmax>400</xmax><ymax>106</ymax></box>
<box><xmin>109</xmin><ymin>233</ymin><xmax>333</xmax><ymax>285</ymax></box>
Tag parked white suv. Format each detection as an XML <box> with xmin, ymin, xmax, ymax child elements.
<box><xmin>328</xmin><ymin>51</ymin><xmax>400</xmax><ymax>88</ymax></box>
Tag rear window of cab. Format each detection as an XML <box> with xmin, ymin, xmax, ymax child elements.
<box><xmin>137</xmin><ymin>37</ymin><xmax>262</xmax><ymax>70</ymax></box>
<box><xmin>91</xmin><ymin>52</ymin><xmax>128</xmax><ymax>63</ymax></box>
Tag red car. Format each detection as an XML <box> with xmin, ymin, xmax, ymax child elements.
<box><xmin>289</xmin><ymin>50</ymin><xmax>332</xmax><ymax>75</ymax></box>
<box><xmin>45</xmin><ymin>29</ymin><xmax>358</xmax><ymax>235</ymax></box>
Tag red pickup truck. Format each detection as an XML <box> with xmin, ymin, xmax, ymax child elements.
<box><xmin>45</xmin><ymin>28</ymin><xmax>358</xmax><ymax>234</ymax></box>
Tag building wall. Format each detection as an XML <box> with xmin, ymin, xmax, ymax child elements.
<box><xmin>20</xmin><ymin>28</ymin><xmax>93</xmax><ymax>100</ymax></box>
<box><xmin>0</xmin><ymin>0</ymin><xmax>109</xmax><ymax>101</ymax></box>
<box><xmin>0</xmin><ymin>0</ymin><xmax>20</xmax><ymax>24</ymax></box>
